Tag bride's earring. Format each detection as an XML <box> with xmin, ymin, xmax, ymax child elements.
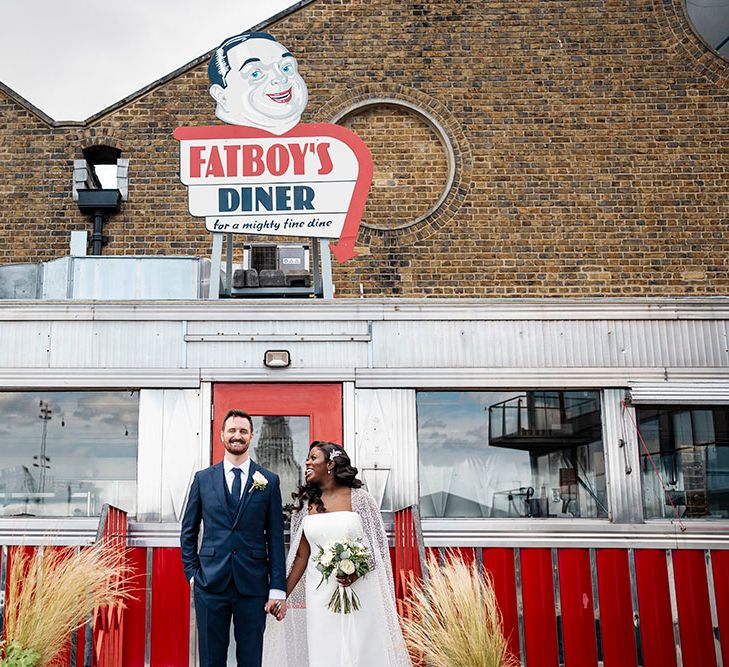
<box><xmin>327</xmin><ymin>467</ymin><xmax>332</xmax><ymax>474</ymax></box>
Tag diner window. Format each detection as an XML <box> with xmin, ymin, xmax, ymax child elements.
<box><xmin>417</xmin><ymin>391</ymin><xmax>608</xmax><ymax>519</ymax></box>
<box><xmin>0</xmin><ymin>391</ymin><xmax>138</xmax><ymax>517</ymax></box>
<box><xmin>637</xmin><ymin>405</ymin><xmax>729</xmax><ymax>519</ymax></box>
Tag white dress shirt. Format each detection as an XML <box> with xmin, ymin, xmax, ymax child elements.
<box><xmin>223</xmin><ymin>456</ymin><xmax>250</xmax><ymax>497</ymax></box>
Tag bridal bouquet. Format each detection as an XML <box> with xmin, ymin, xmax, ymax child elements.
<box><xmin>313</xmin><ymin>539</ymin><xmax>371</xmax><ymax>613</ymax></box>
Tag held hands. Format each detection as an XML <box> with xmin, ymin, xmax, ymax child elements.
<box><xmin>335</xmin><ymin>573</ymin><xmax>359</xmax><ymax>588</ymax></box>
<box><xmin>264</xmin><ymin>598</ymin><xmax>287</xmax><ymax>621</ymax></box>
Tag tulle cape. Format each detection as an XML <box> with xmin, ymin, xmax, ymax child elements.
<box><xmin>263</xmin><ymin>487</ymin><xmax>412</xmax><ymax>666</ymax></box>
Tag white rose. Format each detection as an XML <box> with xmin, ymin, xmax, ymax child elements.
<box><xmin>252</xmin><ymin>471</ymin><xmax>267</xmax><ymax>486</ymax></box>
<box><xmin>321</xmin><ymin>551</ymin><xmax>334</xmax><ymax>566</ymax></box>
<box><xmin>340</xmin><ymin>559</ymin><xmax>355</xmax><ymax>575</ymax></box>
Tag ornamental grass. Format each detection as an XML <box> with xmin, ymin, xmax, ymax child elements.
<box><xmin>2</xmin><ymin>545</ymin><xmax>130</xmax><ymax>666</ymax></box>
<box><xmin>401</xmin><ymin>551</ymin><xmax>519</xmax><ymax>667</ymax></box>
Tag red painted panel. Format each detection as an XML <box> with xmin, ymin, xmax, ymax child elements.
<box><xmin>711</xmin><ymin>550</ymin><xmax>729</xmax><ymax>666</ymax></box>
<box><xmin>673</xmin><ymin>550</ymin><xmax>716</xmax><ymax>667</ymax></box>
<box><xmin>59</xmin><ymin>547</ymin><xmax>79</xmax><ymax>667</ymax></box>
<box><xmin>520</xmin><ymin>548</ymin><xmax>559</xmax><ymax>667</ymax></box>
<box><xmin>213</xmin><ymin>383</ymin><xmax>343</xmax><ymax>462</ymax></box>
<box><xmin>48</xmin><ymin>547</ymin><xmax>74</xmax><ymax>667</ymax></box>
<box><xmin>425</xmin><ymin>547</ymin><xmax>441</xmax><ymax>567</ymax></box>
<box><xmin>151</xmin><ymin>548</ymin><xmax>189</xmax><ymax>667</ymax></box>
<box><xmin>558</xmin><ymin>549</ymin><xmax>598</xmax><ymax>667</ymax></box>
<box><xmin>74</xmin><ymin>626</ymin><xmax>85</xmax><ymax>667</ymax></box>
<box><xmin>393</xmin><ymin>507</ymin><xmax>423</xmax><ymax>600</ymax></box>
<box><xmin>482</xmin><ymin>548</ymin><xmax>520</xmax><ymax>663</ymax></box>
<box><xmin>55</xmin><ymin>640</ymin><xmax>72</xmax><ymax>667</ymax></box>
<box><xmin>3</xmin><ymin>547</ymin><xmax>77</xmax><ymax>667</ymax></box>
<box><xmin>448</xmin><ymin>546</ymin><xmax>476</xmax><ymax>567</ymax></box>
<box><xmin>596</xmin><ymin>549</ymin><xmax>637</xmax><ymax>667</ymax></box>
<box><xmin>122</xmin><ymin>547</ymin><xmax>148</xmax><ymax>667</ymax></box>
<box><xmin>634</xmin><ymin>550</ymin><xmax>676</xmax><ymax>667</ymax></box>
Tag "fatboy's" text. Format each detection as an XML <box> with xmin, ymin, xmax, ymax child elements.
<box><xmin>187</xmin><ymin>141</ymin><xmax>333</xmax><ymax>179</ymax></box>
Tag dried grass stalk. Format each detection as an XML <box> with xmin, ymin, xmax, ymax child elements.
<box><xmin>4</xmin><ymin>545</ymin><xmax>130</xmax><ymax>666</ymax></box>
<box><xmin>401</xmin><ymin>550</ymin><xmax>519</xmax><ymax>667</ymax></box>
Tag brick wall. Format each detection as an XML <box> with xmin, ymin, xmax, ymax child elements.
<box><xmin>0</xmin><ymin>0</ymin><xmax>727</xmax><ymax>297</ymax></box>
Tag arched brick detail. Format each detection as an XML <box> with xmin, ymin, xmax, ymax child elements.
<box><xmin>71</xmin><ymin>128</ymin><xmax>125</xmax><ymax>157</ymax></box>
<box><xmin>313</xmin><ymin>84</ymin><xmax>473</xmax><ymax>248</ymax></box>
<box><xmin>654</xmin><ymin>0</ymin><xmax>729</xmax><ymax>87</ymax></box>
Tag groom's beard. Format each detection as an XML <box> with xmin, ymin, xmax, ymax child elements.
<box><xmin>225</xmin><ymin>439</ymin><xmax>249</xmax><ymax>456</ymax></box>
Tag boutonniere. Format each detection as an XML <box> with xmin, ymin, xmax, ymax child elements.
<box><xmin>249</xmin><ymin>470</ymin><xmax>268</xmax><ymax>493</ymax></box>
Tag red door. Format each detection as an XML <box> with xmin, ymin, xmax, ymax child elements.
<box><xmin>212</xmin><ymin>383</ymin><xmax>343</xmax><ymax>502</ymax></box>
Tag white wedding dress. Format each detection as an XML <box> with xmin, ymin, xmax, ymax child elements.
<box><xmin>262</xmin><ymin>488</ymin><xmax>411</xmax><ymax>667</ymax></box>
<box><xmin>303</xmin><ymin>511</ymin><xmax>391</xmax><ymax>666</ymax></box>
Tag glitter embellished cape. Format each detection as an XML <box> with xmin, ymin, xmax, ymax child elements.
<box><xmin>263</xmin><ymin>487</ymin><xmax>412</xmax><ymax>666</ymax></box>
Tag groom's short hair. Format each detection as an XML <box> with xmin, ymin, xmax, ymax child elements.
<box><xmin>221</xmin><ymin>409</ymin><xmax>253</xmax><ymax>431</ymax></box>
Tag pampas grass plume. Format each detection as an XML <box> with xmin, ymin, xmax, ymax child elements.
<box><xmin>402</xmin><ymin>550</ymin><xmax>519</xmax><ymax>667</ymax></box>
<box><xmin>4</xmin><ymin>545</ymin><xmax>130</xmax><ymax>666</ymax></box>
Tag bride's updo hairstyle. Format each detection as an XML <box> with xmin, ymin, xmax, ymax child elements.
<box><xmin>293</xmin><ymin>441</ymin><xmax>362</xmax><ymax>514</ymax></box>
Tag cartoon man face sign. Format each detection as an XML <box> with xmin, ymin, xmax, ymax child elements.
<box><xmin>208</xmin><ymin>32</ymin><xmax>308</xmax><ymax>135</ymax></box>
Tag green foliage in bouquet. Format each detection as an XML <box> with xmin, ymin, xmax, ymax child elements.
<box><xmin>313</xmin><ymin>539</ymin><xmax>371</xmax><ymax>613</ymax></box>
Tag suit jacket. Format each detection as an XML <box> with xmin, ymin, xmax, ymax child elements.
<box><xmin>180</xmin><ymin>460</ymin><xmax>286</xmax><ymax>596</ymax></box>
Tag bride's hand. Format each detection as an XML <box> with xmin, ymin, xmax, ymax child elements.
<box><xmin>335</xmin><ymin>573</ymin><xmax>359</xmax><ymax>587</ymax></box>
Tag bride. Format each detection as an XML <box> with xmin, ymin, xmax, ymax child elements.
<box><xmin>264</xmin><ymin>441</ymin><xmax>411</xmax><ymax>667</ymax></box>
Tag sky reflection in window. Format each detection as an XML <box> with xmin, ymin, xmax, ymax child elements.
<box><xmin>0</xmin><ymin>391</ymin><xmax>138</xmax><ymax>517</ymax></box>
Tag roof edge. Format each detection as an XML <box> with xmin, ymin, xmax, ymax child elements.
<box><xmin>0</xmin><ymin>0</ymin><xmax>317</xmax><ymax>128</ymax></box>
<box><xmin>62</xmin><ymin>0</ymin><xmax>319</xmax><ymax>127</ymax></box>
<box><xmin>0</xmin><ymin>81</ymin><xmax>59</xmax><ymax>127</ymax></box>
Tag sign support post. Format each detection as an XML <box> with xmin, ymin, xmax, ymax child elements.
<box><xmin>320</xmin><ymin>239</ymin><xmax>334</xmax><ymax>299</ymax></box>
<box><xmin>208</xmin><ymin>233</ymin><xmax>223</xmax><ymax>300</ymax></box>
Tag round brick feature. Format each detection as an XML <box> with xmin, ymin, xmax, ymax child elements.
<box><xmin>334</xmin><ymin>100</ymin><xmax>453</xmax><ymax>231</ymax></box>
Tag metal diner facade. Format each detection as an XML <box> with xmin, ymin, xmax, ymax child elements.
<box><xmin>1</xmin><ymin>0</ymin><xmax>728</xmax><ymax>663</ymax></box>
<box><xmin>0</xmin><ymin>298</ymin><xmax>727</xmax><ymax>665</ymax></box>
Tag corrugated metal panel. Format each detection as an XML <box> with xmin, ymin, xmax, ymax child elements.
<box><xmin>185</xmin><ymin>319</ymin><xmax>369</xmax><ymax>336</ymax></box>
<box><xmin>41</xmin><ymin>258</ymin><xmax>72</xmax><ymax>299</ymax></box>
<box><xmin>187</xmin><ymin>341</ymin><xmax>367</xmax><ymax>369</ymax></box>
<box><xmin>602</xmin><ymin>389</ymin><xmax>643</xmax><ymax>523</ymax></box>
<box><xmin>1</xmin><ymin>297</ymin><xmax>729</xmax><ymax>322</ymax></box>
<box><xmin>355</xmin><ymin>367</ymin><xmax>667</xmax><ymax>388</ymax></box>
<box><xmin>0</xmin><ymin>263</ymin><xmax>42</xmax><ymax>299</ymax></box>
<box><xmin>71</xmin><ymin>257</ymin><xmax>204</xmax><ymax>300</ymax></box>
<box><xmin>48</xmin><ymin>321</ymin><xmax>184</xmax><ymax>368</ymax></box>
<box><xmin>355</xmin><ymin>388</ymin><xmax>418</xmax><ymax>511</ymax></box>
<box><xmin>629</xmin><ymin>381</ymin><xmax>729</xmax><ymax>404</ymax></box>
<box><xmin>0</xmin><ymin>321</ymin><xmax>50</xmax><ymax>367</ymax></box>
<box><xmin>371</xmin><ymin>320</ymin><xmax>729</xmax><ymax>369</ymax></box>
<box><xmin>137</xmin><ymin>389</ymin><xmax>202</xmax><ymax>522</ymax></box>
<box><xmin>0</xmin><ymin>368</ymin><xmax>199</xmax><ymax>388</ymax></box>
<box><xmin>419</xmin><ymin>519</ymin><xmax>729</xmax><ymax>549</ymax></box>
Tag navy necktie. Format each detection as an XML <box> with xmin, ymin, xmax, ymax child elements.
<box><xmin>230</xmin><ymin>467</ymin><xmax>242</xmax><ymax>510</ymax></box>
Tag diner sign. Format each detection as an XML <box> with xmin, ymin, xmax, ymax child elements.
<box><xmin>174</xmin><ymin>31</ymin><xmax>372</xmax><ymax>262</ymax></box>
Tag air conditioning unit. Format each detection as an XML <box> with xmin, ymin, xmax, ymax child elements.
<box><xmin>244</xmin><ymin>243</ymin><xmax>309</xmax><ymax>273</ymax></box>
<box><xmin>235</xmin><ymin>244</ymin><xmax>311</xmax><ymax>289</ymax></box>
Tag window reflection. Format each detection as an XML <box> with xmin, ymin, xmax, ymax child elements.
<box><xmin>250</xmin><ymin>415</ymin><xmax>310</xmax><ymax>509</ymax></box>
<box><xmin>637</xmin><ymin>405</ymin><xmax>729</xmax><ymax>519</ymax></box>
<box><xmin>0</xmin><ymin>392</ymin><xmax>138</xmax><ymax>517</ymax></box>
<box><xmin>417</xmin><ymin>391</ymin><xmax>607</xmax><ymax>519</ymax></box>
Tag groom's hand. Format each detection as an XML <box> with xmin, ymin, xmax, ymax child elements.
<box><xmin>265</xmin><ymin>599</ymin><xmax>287</xmax><ymax>621</ymax></box>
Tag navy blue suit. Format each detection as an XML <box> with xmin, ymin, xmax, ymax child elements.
<box><xmin>180</xmin><ymin>460</ymin><xmax>285</xmax><ymax>667</ymax></box>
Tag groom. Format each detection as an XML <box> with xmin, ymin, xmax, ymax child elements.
<box><xmin>181</xmin><ymin>409</ymin><xmax>287</xmax><ymax>667</ymax></box>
